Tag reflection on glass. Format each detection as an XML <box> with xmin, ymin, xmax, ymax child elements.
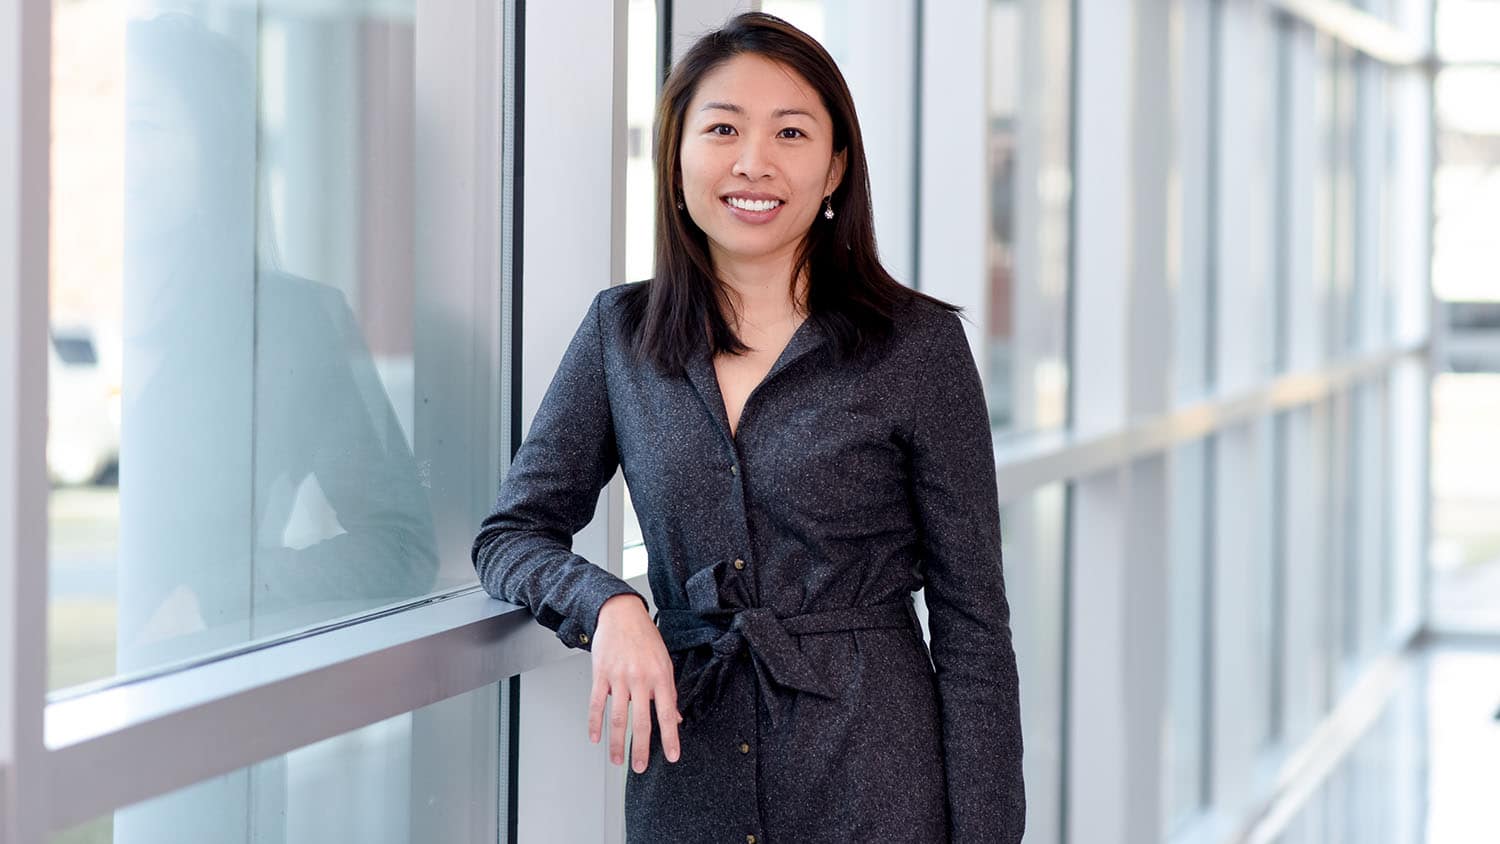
<box><xmin>985</xmin><ymin>0</ymin><xmax>1070</xmax><ymax>434</ymax></box>
<box><xmin>116</xmin><ymin>11</ymin><xmax>436</xmax><ymax>675</ymax></box>
<box><xmin>48</xmin><ymin>0</ymin><xmax>486</xmax><ymax>692</ymax></box>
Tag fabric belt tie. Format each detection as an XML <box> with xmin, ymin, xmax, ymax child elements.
<box><xmin>654</xmin><ymin>558</ymin><xmax>920</xmax><ymax>733</ymax></box>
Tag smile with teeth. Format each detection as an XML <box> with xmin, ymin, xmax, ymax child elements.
<box><xmin>724</xmin><ymin>196</ymin><xmax>784</xmax><ymax>212</ymax></box>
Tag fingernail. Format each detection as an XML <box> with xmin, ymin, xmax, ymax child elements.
<box><xmin>668</xmin><ymin>749</ymin><xmax>680</xmax><ymax>762</ymax></box>
<box><xmin>633</xmin><ymin>760</ymin><xmax>645</xmax><ymax>773</ymax></box>
<box><xmin>613</xmin><ymin>753</ymin><xmax>622</xmax><ymax>764</ymax></box>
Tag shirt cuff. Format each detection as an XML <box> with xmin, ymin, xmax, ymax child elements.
<box><xmin>558</xmin><ymin>576</ymin><xmax>650</xmax><ymax>652</ymax></box>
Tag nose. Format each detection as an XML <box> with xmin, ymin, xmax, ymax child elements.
<box><xmin>731</xmin><ymin>133</ymin><xmax>776</xmax><ymax>180</ymax></box>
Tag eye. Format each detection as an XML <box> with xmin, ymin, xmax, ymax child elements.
<box><xmin>778</xmin><ymin>128</ymin><xmax>806</xmax><ymax>139</ymax></box>
<box><xmin>709</xmin><ymin>124</ymin><xmax>737</xmax><ymax>136</ymax></box>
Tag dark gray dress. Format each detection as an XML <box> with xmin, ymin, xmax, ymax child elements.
<box><xmin>471</xmin><ymin>281</ymin><xmax>1024</xmax><ymax>843</ymax></box>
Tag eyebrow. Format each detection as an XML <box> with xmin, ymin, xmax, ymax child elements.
<box><xmin>699</xmin><ymin>101</ymin><xmax>819</xmax><ymax>121</ymax></box>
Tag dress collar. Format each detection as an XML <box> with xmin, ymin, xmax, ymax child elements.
<box><xmin>682</xmin><ymin>316</ymin><xmax>826</xmax><ymax>446</ymax></box>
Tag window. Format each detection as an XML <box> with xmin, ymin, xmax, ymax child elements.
<box><xmin>48</xmin><ymin>1</ymin><xmax>504</xmax><ymax>690</ymax></box>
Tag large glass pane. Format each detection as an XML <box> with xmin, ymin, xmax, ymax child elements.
<box><xmin>1429</xmin><ymin>362</ymin><xmax>1500</xmax><ymax>631</ymax></box>
<box><xmin>621</xmin><ymin>0</ymin><xmax>659</xmax><ymax>581</ymax></box>
<box><xmin>984</xmin><ymin>0</ymin><xmax>1071</xmax><ymax>435</ymax></box>
<box><xmin>1163</xmin><ymin>439</ymin><xmax>1208</xmax><ymax>831</ymax></box>
<box><xmin>1428</xmin><ymin>49</ymin><xmax>1500</xmax><ymax>632</ymax></box>
<box><xmin>624</xmin><ymin>0</ymin><xmax>658</xmax><ymax>287</ymax></box>
<box><xmin>1352</xmin><ymin>55</ymin><xmax>1385</xmax><ymax>355</ymax></box>
<box><xmin>1171</xmin><ymin>0</ymin><xmax>1213</xmax><ymax>401</ymax></box>
<box><xmin>1330</xmin><ymin>42</ymin><xmax>1358</xmax><ymax>358</ymax></box>
<box><xmin>992</xmin><ymin>483</ymin><xmax>1066</xmax><ymax>844</ymax></box>
<box><xmin>1432</xmin><ymin>66</ymin><xmax>1500</xmax><ymax>305</ymax></box>
<box><xmin>48</xmin><ymin>1</ymin><xmax>499</xmax><ymax>690</ymax></box>
<box><xmin>50</xmin><ymin>683</ymin><xmax>507</xmax><ymax>844</ymax></box>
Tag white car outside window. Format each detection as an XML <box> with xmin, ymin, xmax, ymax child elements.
<box><xmin>48</xmin><ymin>325</ymin><xmax>121</xmax><ymax>486</ymax></box>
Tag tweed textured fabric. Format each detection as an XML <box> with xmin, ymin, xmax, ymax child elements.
<box><xmin>471</xmin><ymin>281</ymin><xmax>1025</xmax><ymax>843</ymax></box>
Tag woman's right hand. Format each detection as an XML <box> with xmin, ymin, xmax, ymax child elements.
<box><xmin>588</xmin><ymin>593</ymin><xmax>683</xmax><ymax>772</ymax></box>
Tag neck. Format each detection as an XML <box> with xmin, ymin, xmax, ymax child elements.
<box><xmin>710</xmin><ymin>241</ymin><xmax>808</xmax><ymax>326</ymax></box>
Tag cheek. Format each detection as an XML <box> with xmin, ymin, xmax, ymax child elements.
<box><xmin>678</xmin><ymin>144</ymin><xmax>717</xmax><ymax>189</ymax></box>
<box><xmin>794</xmin><ymin>162</ymin><xmax>832</xmax><ymax>197</ymax></box>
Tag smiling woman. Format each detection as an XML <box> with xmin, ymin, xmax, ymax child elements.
<box><xmin>680</xmin><ymin>59</ymin><xmax>844</xmax><ymax>251</ymax></box>
<box><xmin>470</xmin><ymin>10</ymin><xmax>1026</xmax><ymax>844</ymax></box>
<box><xmin>623</xmin><ymin>13</ymin><xmax>938</xmax><ymax>374</ymax></box>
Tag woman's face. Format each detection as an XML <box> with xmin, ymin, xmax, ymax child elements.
<box><xmin>678</xmin><ymin>53</ymin><xmax>847</xmax><ymax>271</ymax></box>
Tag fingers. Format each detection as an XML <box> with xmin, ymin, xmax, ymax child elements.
<box><xmin>631</xmin><ymin>687</ymin><xmax>653</xmax><ymax>773</ymax></box>
<box><xmin>608</xmin><ymin>684</ymin><xmax>630</xmax><ymax>766</ymax></box>
<box><xmin>657</xmin><ymin>683</ymin><xmax>682</xmax><ymax>764</ymax></box>
<box><xmin>588</xmin><ymin>639</ymin><xmax>684</xmax><ymax>772</ymax></box>
<box><xmin>588</xmin><ymin>671</ymin><xmax>608</xmax><ymax>744</ymax></box>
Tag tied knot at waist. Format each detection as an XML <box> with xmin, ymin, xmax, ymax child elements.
<box><xmin>654</xmin><ymin>559</ymin><xmax>920</xmax><ymax>733</ymax></box>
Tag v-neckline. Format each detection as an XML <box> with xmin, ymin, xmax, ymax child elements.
<box><xmin>716</xmin><ymin>317</ymin><xmax>807</xmax><ymax>441</ymax></box>
<box><xmin>687</xmin><ymin>315</ymin><xmax>823</xmax><ymax>446</ymax></box>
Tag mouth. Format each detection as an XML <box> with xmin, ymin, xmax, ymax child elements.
<box><xmin>720</xmin><ymin>194</ymin><xmax>785</xmax><ymax>223</ymax></box>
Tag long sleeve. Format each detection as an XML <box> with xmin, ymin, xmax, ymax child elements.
<box><xmin>905</xmin><ymin>309</ymin><xmax>1026</xmax><ymax>843</ymax></box>
<box><xmin>470</xmin><ymin>289</ymin><xmax>648</xmax><ymax>652</ymax></box>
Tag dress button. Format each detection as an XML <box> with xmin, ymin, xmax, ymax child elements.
<box><xmin>739</xmin><ymin>741</ymin><xmax>750</xmax><ymax>754</ymax></box>
<box><xmin>578</xmin><ymin>632</ymin><xmax>589</xmax><ymax>644</ymax></box>
<box><xmin>733</xmin><ymin>558</ymin><xmax>745</xmax><ymax>570</ymax></box>
<box><xmin>730</xmin><ymin>463</ymin><xmax>739</xmax><ymax>475</ymax></box>
<box><xmin>746</xmin><ymin>836</ymin><xmax>756</xmax><ymax>844</ymax></box>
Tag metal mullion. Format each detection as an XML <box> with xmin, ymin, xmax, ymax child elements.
<box><xmin>991</xmin><ymin>342</ymin><xmax>1426</xmax><ymax>505</ymax></box>
<box><xmin>512</xmin><ymin>0</ymin><xmax>627</xmax><ymax>839</ymax></box>
<box><xmin>44</xmin><ymin>591</ymin><xmax>551</xmax><ymax>831</ymax></box>
<box><xmin>1268</xmin><ymin>0</ymin><xmax>1429</xmax><ymax>67</ymax></box>
<box><xmin>1</xmin><ymin>0</ymin><xmax>51</xmax><ymax>842</ymax></box>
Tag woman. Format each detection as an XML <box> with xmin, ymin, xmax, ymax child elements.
<box><xmin>471</xmin><ymin>12</ymin><xmax>1024</xmax><ymax>843</ymax></box>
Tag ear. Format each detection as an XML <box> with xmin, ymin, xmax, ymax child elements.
<box><xmin>825</xmin><ymin>148</ymin><xmax>847</xmax><ymax>196</ymax></box>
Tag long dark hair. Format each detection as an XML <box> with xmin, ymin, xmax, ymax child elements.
<box><xmin>621</xmin><ymin>11</ymin><xmax>960</xmax><ymax>374</ymax></box>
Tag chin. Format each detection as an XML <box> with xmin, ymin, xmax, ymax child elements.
<box><xmin>712</xmin><ymin>228</ymin><xmax>802</xmax><ymax>255</ymax></box>
<box><xmin>716</xmin><ymin>240</ymin><xmax>789</xmax><ymax>263</ymax></box>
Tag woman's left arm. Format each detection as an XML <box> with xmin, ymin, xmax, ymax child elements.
<box><xmin>905</xmin><ymin>308</ymin><xmax>1025</xmax><ymax>844</ymax></box>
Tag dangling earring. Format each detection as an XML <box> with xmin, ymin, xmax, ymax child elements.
<box><xmin>676</xmin><ymin>198</ymin><xmax>685</xmax><ymax>210</ymax></box>
<box><xmin>822</xmin><ymin>196</ymin><xmax>835</xmax><ymax>220</ymax></box>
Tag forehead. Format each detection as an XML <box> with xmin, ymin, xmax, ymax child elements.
<box><xmin>688</xmin><ymin>53</ymin><xmax>827</xmax><ymax>119</ymax></box>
